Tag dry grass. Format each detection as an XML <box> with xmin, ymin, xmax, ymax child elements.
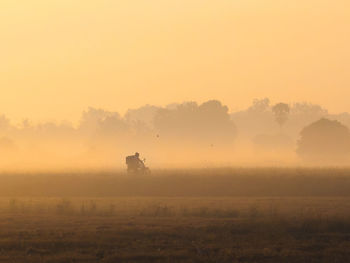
<box><xmin>0</xmin><ymin>168</ymin><xmax>350</xmax><ymax>262</ymax></box>
<box><xmin>1</xmin><ymin>167</ymin><xmax>350</xmax><ymax>197</ymax></box>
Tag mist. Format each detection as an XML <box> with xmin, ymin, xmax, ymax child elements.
<box><xmin>1</xmin><ymin>98</ymin><xmax>350</xmax><ymax>171</ymax></box>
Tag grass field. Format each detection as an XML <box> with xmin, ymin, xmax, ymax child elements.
<box><xmin>1</xmin><ymin>168</ymin><xmax>350</xmax><ymax>262</ymax></box>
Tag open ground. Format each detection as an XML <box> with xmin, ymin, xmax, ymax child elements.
<box><xmin>1</xmin><ymin>168</ymin><xmax>350</xmax><ymax>262</ymax></box>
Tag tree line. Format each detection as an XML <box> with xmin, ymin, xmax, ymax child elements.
<box><xmin>1</xmin><ymin>98</ymin><xmax>350</xmax><ymax>164</ymax></box>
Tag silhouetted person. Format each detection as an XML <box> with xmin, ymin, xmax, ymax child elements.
<box><xmin>126</xmin><ymin>152</ymin><xmax>145</xmax><ymax>173</ymax></box>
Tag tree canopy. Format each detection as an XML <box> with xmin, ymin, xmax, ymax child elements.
<box><xmin>272</xmin><ymin>103</ymin><xmax>290</xmax><ymax>127</ymax></box>
<box><xmin>297</xmin><ymin>118</ymin><xmax>350</xmax><ymax>161</ymax></box>
<box><xmin>154</xmin><ymin>100</ymin><xmax>237</xmax><ymax>145</ymax></box>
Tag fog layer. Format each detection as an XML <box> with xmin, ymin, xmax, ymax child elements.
<box><xmin>1</xmin><ymin>98</ymin><xmax>349</xmax><ymax>171</ymax></box>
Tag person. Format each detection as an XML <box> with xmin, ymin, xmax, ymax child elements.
<box><xmin>126</xmin><ymin>152</ymin><xmax>145</xmax><ymax>173</ymax></box>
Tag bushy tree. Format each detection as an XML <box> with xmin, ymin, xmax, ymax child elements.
<box><xmin>297</xmin><ymin>118</ymin><xmax>350</xmax><ymax>161</ymax></box>
<box><xmin>272</xmin><ymin>103</ymin><xmax>290</xmax><ymax>128</ymax></box>
<box><xmin>154</xmin><ymin>100</ymin><xmax>236</xmax><ymax>145</ymax></box>
<box><xmin>249</xmin><ymin>98</ymin><xmax>270</xmax><ymax>113</ymax></box>
<box><xmin>125</xmin><ymin>105</ymin><xmax>161</xmax><ymax>128</ymax></box>
<box><xmin>79</xmin><ymin>107</ymin><xmax>129</xmax><ymax>136</ymax></box>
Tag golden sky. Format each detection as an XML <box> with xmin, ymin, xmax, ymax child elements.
<box><xmin>1</xmin><ymin>0</ymin><xmax>350</xmax><ymax>123</ymax></box>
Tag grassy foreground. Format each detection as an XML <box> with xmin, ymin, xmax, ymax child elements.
<box><xmin>0</xmin><ymin>168</ymin><xmax>350</xmax><ymax>262</ymax></box>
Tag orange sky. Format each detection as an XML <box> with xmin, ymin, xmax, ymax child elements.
<box><xmin>1</xmin><ymin>0</ymin><xmax>350</xmax><ymax>124</ymax></box>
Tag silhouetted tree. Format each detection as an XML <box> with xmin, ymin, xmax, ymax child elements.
<box><xmin>272</xmin><ymin>103</ymin><xmax>290</xmax><ymax>128</ymax></box>
<box><xmin>0</xmin><ymin>115</ymin><xmax>12</xmax><ymax>134</ymax></box>
<box><xmin>125</xmin><ymin>104</ymin><xmax>161</xmax><ymax>128</ymax></box>
<box><xmin>231</xmin><ymin>98</ymin><xmax>275</xmax><ymax>138</ymax></box>
<box><xmin>249</xmin><ymin>98</ymin><xmax>270</xmax><ymax>113</ymax></box>
<box><xmin>79</xmin><ymin>107</ymin><xmax>126</xmax><ymax>135</ymax></box>
<box><xmin>297</xmin><ymin>118</ymin><xmax>350</xmax><ymax>161</ymax></box>
<box><xmin>97</xmin><ymin>115</ymin><xmax>129</xmax><ymax>136</ymax></box>
<box><xmin>154</xmin><ymin>100</ymin><xmax>236</xmax><ymax>145</ymax></box>
<box><xmin>291</xmin><ymin>102</ymin><xmax>327</xmax><ymax>116</ymax></box>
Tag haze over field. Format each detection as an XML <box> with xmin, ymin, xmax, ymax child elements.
<box><xmin>0</xmin><ymin>98</ymin><xmax>350</xmax><ymax>170</ymax></box>
<box><xmin>2</xmin><ymin>2</ymin><xmax>350</xmax><ymax>262</ymax></box>
<box><xmin>1</xmin><ymin>0</ymin><xmax>350</xmax><ymax>170</ymax></box>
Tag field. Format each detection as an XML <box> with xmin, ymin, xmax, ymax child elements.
<box><xmin>1</xmin><ymin>168</ymin><xmax>350</xmax><ymax>262</ymax></box>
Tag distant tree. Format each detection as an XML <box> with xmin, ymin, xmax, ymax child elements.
<box><xmin>272</xmin><ymin>103</ymin><xmax>290</xmax><ymax>128</ymax></box>
<box><xmin>154</xmin><ymin>100</ymin><xmax>236</xmax><ymax>145</ymax></box>
<box><xmin>231</xmin><ymin>98</ymin><xmax>274</xmax><ymax>137</ymax></box>
<box><xmin>124</xmin><ymin>105</ymin><xmax>161</xmax><ymax>128</ymax></box>
<box><xmin>291</xmin><ymin>102</ymin><xmax>328</xmax><ymax>116</ymax></box>
<box><xmin>297</xmin><ymin>118</ymin><xmax>350</xmax><ymax>161</ymax></box>
<box><xmin>97</xmin><ymin>115</ymin><xmax>129</xmax><ymax>136</ymax></box>
<box><xmin>0</xmin><ymin>115</ymin><xmax>11</xmax><ymax>134</ymax></box>
<box><xmin>79</xmin><ymin>107</ymin><xmax>125</xmax><ymax>135</ymax></box>
<box><xmin>249</xmin><ymin>98</ymin><xmax>270</xmax><ymax>113</ymax></box>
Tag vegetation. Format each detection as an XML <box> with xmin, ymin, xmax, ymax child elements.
<box><xmin>1</xmin><ymin>168</ymin><xmax>350</xmax><ymax>262</ymax></box>
<box><xmin>297</xmin><ymin>118</ymin><xmax>350</xmax><ymax>161</ymax></box>
<box><xmin>2</xmin><ymin>99</ymin><xmax>350</xmax><ymax>169</ymax></box>
<box><xmin>272</xmin><ymin>103</ymin><xmax>290</xmax><ymax>128</ymax></box>
<box><xmin>2</xmin><ymin>168</ymin><xmax>350</xmax><ymax>197</ymax></box>
<box><xmin>1</xmin><ymin>196</ymin><xmax>350</xmax><ymax>262</ymax></box>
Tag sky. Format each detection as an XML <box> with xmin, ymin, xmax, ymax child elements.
<box><xmin>1</xmin><ymin>0</ymin><xmax>350</xmax><ymax>124</ymax></box>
